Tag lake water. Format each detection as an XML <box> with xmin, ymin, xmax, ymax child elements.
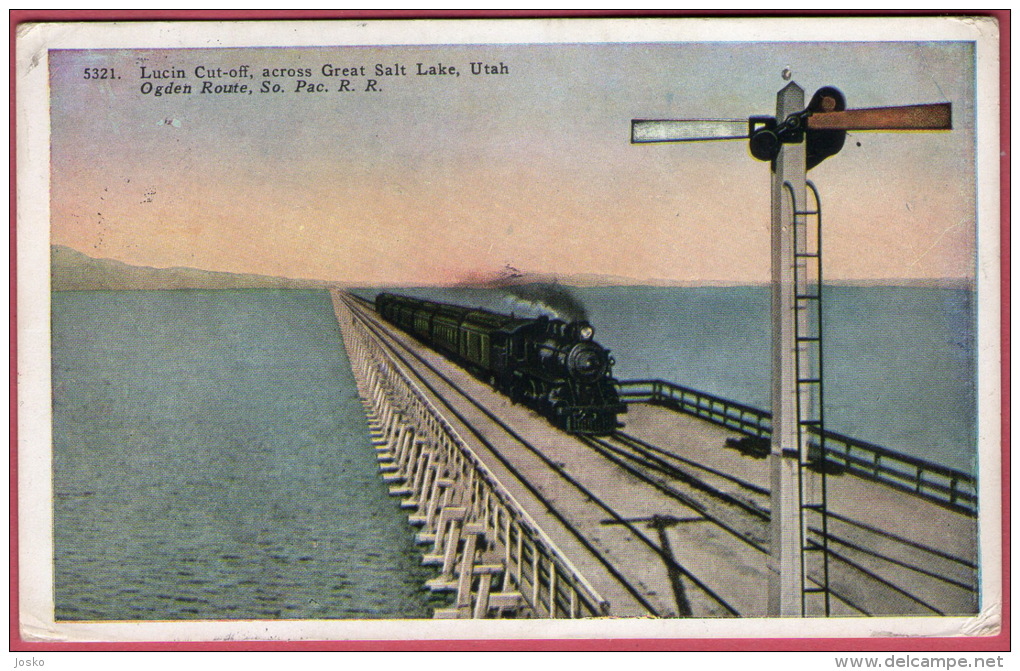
<box><xmin>52</xmin><ymin>290</ymin><xmax>444</xmax><ymax>620</ymax></box>
<box><xmin>363</xmin><ymin>285</ymin><xmax>977</xmax><ymax>474</ymax></box>
<box><xmin>51</xmin><ymin>285</ymin><xmax>976</xmax><ymax>620</ymax></box>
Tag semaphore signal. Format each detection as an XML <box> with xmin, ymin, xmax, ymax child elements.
<box><xmin>630</xmin><ymin>81</ymin><xmax>951</xmax><ymax>617</ymax></box>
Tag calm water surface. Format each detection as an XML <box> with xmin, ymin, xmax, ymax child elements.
<box><xmin>369</xmin><ymin>285</ymin><xmax>977</xmax><ymax>474</ymax></box>
<box><xmin>52</xmin><ymin>290</ymin><xmax>442</xmax><ymax>620</ymax></box>
<box><xmin>52</xmin><ymin>285</ymin><xmax>977</xmax><ymax>620</ymax></box>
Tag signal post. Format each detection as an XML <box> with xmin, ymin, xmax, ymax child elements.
<box><xmin>631</xmin><ymin>79</ymin><xmax>950</xmax><ymax>617</ymax></box>
<box><xmin>768</xmin><ymin>81</ymin><xmax>806</xmax><ymax>617</ymax></box>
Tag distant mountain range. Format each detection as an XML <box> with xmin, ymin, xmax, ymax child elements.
<box><xmin>49</xmin><ymin>245</ymin><xmax>973</xmax><ymax>291</ymax></box>
<box><xmin>50</xmin><ymin>245</ymin><xmax>331</xmax><ymax>291</ymax></box>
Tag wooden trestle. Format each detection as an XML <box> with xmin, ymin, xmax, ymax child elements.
<box><xmin>334</xmin><ymin>292</ymin><xmax>609</xmax><ymax>619</ymax></box>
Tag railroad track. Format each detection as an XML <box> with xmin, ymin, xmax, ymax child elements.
<box><xmin>341</xmin><ymin>291</ymin><xmax>739</xmax><ymax>617</ymax></box>
<box><xmin>342</xmin><ymin>291</ymin><xmax>977</xmax><ymax>617</ymax></box>
<box><xmin>579</xmin><ymin>433</ymin><xmax>770</xmax><ymax>551</ymax></box>
<box><xmin>578</xmin><ymin>427</ymin><xmax>978</xmax><ymax>616</ymax></box>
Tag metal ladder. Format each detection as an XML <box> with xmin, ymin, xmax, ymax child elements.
<box><xmin>786</xmin><ymin>180</ymin><xmax>830</xmax><ymax>616</ymax></box>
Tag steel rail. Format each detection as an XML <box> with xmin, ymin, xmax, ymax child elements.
<box><xmin>617</xmin><ymin>379</ymin><xmax>977</xmax><ymax>514</ymax></box>
<box><xmin>580</xmin><ymin>435</ymin><xmax>874</xmax><ymax>616</ymax></box>
<box><xmin>340</xmin><ymin>293</ymin><xmax>609</xmax><ymax>616</ymax></box>
<box><xmin>580</xmin><ymin>435</ymin><xmax>768</xmax><ymax>552</ymax></box>
<box><xmin>340</xmin><ymin>293</ymin><xmax>668</xmax><ymax>616</ymax></box>
<box><xmin>806</xmin><ymin>540</ymin><xmax>945</xmax><ymax>615</ymax></box>
<box><xmin>347</xmin><ymin>291</ymin><xmax>967</xmax><ymax>617</ymax></box>
<box><xmin>614</xmin><ymin>427</ymin><xmax>976</xmax><ymax>588</ymax></box>
<box><xmin>822</xmin><ymin>510</ymin><xmax>977</xmax><ymax>570</ymax></box>
<box><xmin>589</xmin><ymin>430</ymin><xmax>969</xmax><ymax>616</ymax></box>
<box><xmin>615</xmin><ymin>431</ymin><xmax>771</xmax><ymax>501</ymax></box>
<box><xmin>813</xmin><ymin>530</ymin><xmax>976</xmax><ymax>592</ymax></box>
<box><xmin>346</xmin><ymin>293</ymin><xmax>743</xmax><ymax>616</ymax></box>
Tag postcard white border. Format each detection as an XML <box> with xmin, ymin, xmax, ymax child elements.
<box><xmin>16</xmin><ymin>15</ymin><xmax>1003</xmax><ymax>643</ymax></box>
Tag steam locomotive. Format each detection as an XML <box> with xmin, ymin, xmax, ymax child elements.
<box><xmin>375</xmin><ymin>292</ymin><xmax>625</xmax><ymax>434</ymax></box>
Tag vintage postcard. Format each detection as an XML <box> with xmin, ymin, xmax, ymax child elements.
<box><xmin>14</xmin><ymin>15</ymin><xmax>1003</xmax><ymax>647</ymax></box>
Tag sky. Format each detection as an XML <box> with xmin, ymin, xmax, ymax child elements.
<box><xmin>48</xmin><ymin>39</ymin><xmax>977</xmax><ymax>285</ymax></box>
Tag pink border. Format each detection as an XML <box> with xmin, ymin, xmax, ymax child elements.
<box><xmin>9</xmin><ymin>8</ymin><xmax>1010</xmax><ymax>653</ymax></box>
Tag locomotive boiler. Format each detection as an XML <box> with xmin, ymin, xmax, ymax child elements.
<box><xmin>375</xmin><ymin>292</ymin><xmax>625</xmax><ymax>434</ymax></box>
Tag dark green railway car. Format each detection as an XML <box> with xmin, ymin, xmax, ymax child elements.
<box><xmin>375</xmin><ymin>292</ymin><xmax>625</xmax><ymax>434</ymax></box>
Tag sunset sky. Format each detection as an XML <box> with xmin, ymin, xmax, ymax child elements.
<box><xmin>48</xmin><ymin>38</ymin><xmax>977</xmax><ymax>285</ymax></box>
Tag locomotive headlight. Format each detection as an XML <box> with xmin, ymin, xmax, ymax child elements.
<box><xmin>579</xmin><ymin>324</ymin><xmax>594</xmax><ymax>341</ymax></box>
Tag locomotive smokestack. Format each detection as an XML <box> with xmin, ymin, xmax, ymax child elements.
<box><xmin>504</xmin><ymin>283</ymin><xmax>587</xmax><ymax>322</ymax></box>
<box><xmin>500</xmin><ymin>280</ymin><xmax>588</xmax><ymax>323</ymax></box>
<box><xmin>459</xmin><ymin>266</ymin><xmax>589</xmax><ymax>322</ymax></box>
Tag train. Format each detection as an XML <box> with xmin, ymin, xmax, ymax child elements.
<box><xmin>375</xmin><ymin>292</ymin><xmax>626</xmax><ymax>434</ymax></box>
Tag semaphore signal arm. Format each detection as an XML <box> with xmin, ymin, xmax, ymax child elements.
<box><xmin>632</xmin><ymin>85</ymin><xmax>951</xmax><ymax>169</ymax></box>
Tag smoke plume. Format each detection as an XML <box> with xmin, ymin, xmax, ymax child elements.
<box><xmin>464</xmin><ymin>265</ymin><xmax>588</xmax><ymax>322</ymax></box>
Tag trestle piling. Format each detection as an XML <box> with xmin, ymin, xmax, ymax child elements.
<box><xmin>331</xmin><ymin>290</ymin><xmax>978</xmax><ymax>619</ymax></box>
<box><xmin>334</xmin><ymin>292</ymin><xmax>609</xmax><ymax>619</ymax></box>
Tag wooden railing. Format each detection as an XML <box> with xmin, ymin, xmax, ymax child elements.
<box><xmin>617</xmin><ymin>379</ymin><xmax>977</xmax><ymax>515</ymax></box>
<box><xmin>339</xmin><ymin>292</ymin><xmax>610</xmax><ymax>618</ymax></box>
